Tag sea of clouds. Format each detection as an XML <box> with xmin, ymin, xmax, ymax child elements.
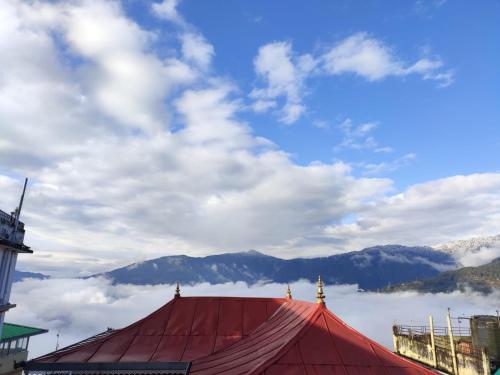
<box><xmin>9</xmin><ymin>278</ymin><xmax>499</xmax><ymax>359</ymax></box>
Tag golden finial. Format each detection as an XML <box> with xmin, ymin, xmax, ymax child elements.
<box><xmin>174</xmin><ymin>282</ymin><xmax>181</xmax><ymax>298</ymax></box>
<box><xmin>285</xmin><ymin>284</ymin><xmax>292</xmax><ymax>299</ymax></box>
<box><xmin>316</xmin><ymin>276</ymin><xmax>325</xmax><ymax>305</ymax></box>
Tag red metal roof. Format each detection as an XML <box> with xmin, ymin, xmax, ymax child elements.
<box><xmin>33</xmin><ymin>296</ymin><xmax>435</xmax><ymax>374</ymax></box>
<box><xmin>35</xmin><ymin>297</ymin><xmax>285</xmax><ymax>363</ymax></box>
<box><xmin>190</xmin><ymin>300</ymin><xmax>436</xmax><ymax>375</ymax></box>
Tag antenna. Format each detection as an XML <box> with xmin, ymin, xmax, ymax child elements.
<box><xmin>56</xmin><ymin>332</ymin><xmax>60</xmax><ymax>351</ymax></box>
<box><xmin>11</xmin><ymin>178</ymin><xmax>27</xmax><ymax>241</ymax></box>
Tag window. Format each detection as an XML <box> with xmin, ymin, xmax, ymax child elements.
<box><xmin>21</xmin><ymin>337</ymin><xmax>28</xmax><ymax>350</ymax></box>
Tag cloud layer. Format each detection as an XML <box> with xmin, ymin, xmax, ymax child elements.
<box><xmin>10</xmin><ymin>278</ymin><xmax>498</xmax><ymax>359</ymax></box>
<box><xmin>325</xmin><ymin>173</ymin><xmax>500</xmax><ymax>251</ymax></box>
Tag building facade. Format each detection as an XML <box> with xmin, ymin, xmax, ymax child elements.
<box><xmin>393</xmin><ymin>312</ymin><xmax>499</xmax><ymax>375</ymax></box>
<box><xmin>0</xmin><ymin>179</ymin><xmax>47</xmax><ymax>374</ymax></box>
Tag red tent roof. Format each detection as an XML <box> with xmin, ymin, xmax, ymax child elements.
<box><xmin>32</xmin><ymin>296</ymin><xmax>435</xmax><ymax>374</ymax></box>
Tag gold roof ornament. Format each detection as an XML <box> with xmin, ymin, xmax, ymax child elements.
<box><xmin>174</xmin><ymin>282</ymin><xmax>181</xmax><ymax>298</ymax></box>
<box><xmin>316</xmin><ymin>275</ymin><xmax>325</xmax><ymax>305</ymax></box>
<box><xmin>285</xmin><ymin>284</ymin><xmax>292</xmax><ymax>299</ymax></box>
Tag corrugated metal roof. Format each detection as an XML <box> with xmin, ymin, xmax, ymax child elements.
<box><xmin>190</xmin><ymin>301</ymin><xmax>436</xmax><ymax>375</ymax></box>
<box><xmin>1</xmin><ymin>322</ymin><xmax>48</xmax><ymax>341</ymax></box>
<box><xmin>32</xmin><ymin>296</ymin><xmax>435</xmax><ymax>374</ymax></box>
<box><xmin>34</xmin><ymin>297</ymin><xmax>284</xmax><ymax>364</ymax></box>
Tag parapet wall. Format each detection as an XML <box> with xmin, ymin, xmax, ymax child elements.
<box><xmin>393</xmin><ymin>333</ymin><xmax>437</xmax><ymax>368</ymax></box>
<box><xmin>393</xmin><ymin>326</ymin><xmax>491</xmax><ymax>375</ymax></box>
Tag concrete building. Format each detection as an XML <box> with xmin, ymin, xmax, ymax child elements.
<box><xmin>393</xmin><ymin>310</ymin><xmax>499</xmax><ymax>375</ymax></box>
<box><xmin>0</xmin><ymin>179</ymin><xmax>47</xmax><ymax>374</ymax></box>
<box><xmin>0</xmin><ymin>323</ymin><xmax>47</xmax><ymax>375</ymax></box>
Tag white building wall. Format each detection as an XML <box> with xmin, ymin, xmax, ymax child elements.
<box><xmin>0</xmin><ymin>247</ymin><xmax>18</xmax><ymax>339</ymax></box>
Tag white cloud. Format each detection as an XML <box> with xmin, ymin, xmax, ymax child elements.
<box><xmin>324</xmin><ymin>173</ymin><xmax>500</xmax><ymax>251</ymax></box>
<box><xmin>336</xmin><ymin>119</ymin><xmax>378</xmax><ymax>150</ymax></box>
<box><xmin>180</xmin><ymin>33</ymin><xmax>215</xmax><ymax>70</ymax></box>
<box><xmin>252</xmin><ymin>99</ymin><xmax>277</xmax><ymax>113</ymax></box>
<box><xmin>405</xmin><ymin>58</ymin><xmax>454</xmax><ymax>87</ymax></box>
<box><xmin>436</xmin><ymin>235</ymin><xmax>500</xmax><ymax>267</ymax></box>
<box><xmin>60</xmin><ymin>1</ymin><xmax>192</xmax><ymax>133</ymax></box>
<box><xmin>335</xmin><ymin>118</ymin><xmax>394</xmax><ymax>154</ymax></box>
<box><xmin>359</xmin><ymin>153</ymin><xmax>417</xmax><ymax>176</ymax></box>
<box><xmin>151</xmin><ymin>0</ymin><xmax>184</xmax><ymax>25</ymax></box>
<box><xmin>413</xmin><ymin>0</ymin><xmax>447</xmax><ymax>17</ymax></box>
<box><xmin>251</xmin><ymin>33</ymin><xmax>453</xmax><ymax>125</ymax></box>
<box><xmin>459</xmin><ymin>246</ymin><xmax>500</xmax><ymax>267</ymax></box>
<box><xmin>9</xmin><ymin>278</ymin><xmax>498</xmax><ymax>359</ymax></box>
<box><xmin>321</xmin><ymin>32</ymin><xmax>453</xmax><ymax>86</ymax></box>
<box><xmin>251</xmin><ymin>42</ymin><xmax>315</xmax><ymax>124</ymax></box>
<box><xmin>0</xmin><ymin>0</ymin><xmax>487</xmax><ymax>278</ymax></box>
<box><xmin>312</xmin><ymin>120</ymin><xmax>330</xmax><ymax>130</ymax></box>
<box><xmin>2</xmin><ymin>0</ymin><xmax>195</xmax><ymax>138</ymax></box>
<box><xmin>1</xmin><ymin>0</ymin><xmax>396</xmax><ymax>276</ymax></box>
<box><xmin>152</xmin><ymin>2</ymin><xmax>215</xmax><ymax>72</ymax></box>
<box><xmin>322</xmin><ymin>33</ymin><xmax>402</xmax><ymax>81</ymax></box>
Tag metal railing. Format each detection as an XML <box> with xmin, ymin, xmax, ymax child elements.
<box><xmin>0</xmin><ymin>209</ymin><xmax>24</xmax><ymax>229</ymax></box>
<box><xmin>394</xmin><ymin>324</ymin><xmax>471</xmax><ymax>338</ymax></box>
<box><xmin>394</xmin><ymin>323</ymin><xmax>482</xmax><ymax>360</ymax></box>
<box><xmin>0</xmin><ymin>337</ymin><xmax>29</xmax><ymax>357</ymax></box>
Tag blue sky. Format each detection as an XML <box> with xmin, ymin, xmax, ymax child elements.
<box><xmin>0</xmin><ymin>0</ymin><xmax>499</xmax><ymax>275</ymax></box>
<box><xmin>139</xmin><ymin>0</ymin><xmax>500</xmax><ymax>189</ymax></box>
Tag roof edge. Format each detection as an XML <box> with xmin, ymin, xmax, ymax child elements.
<box><xmin>22</xmin><ymin>361</ymin><xmax>191</xmax><ymax>375</ymax></box>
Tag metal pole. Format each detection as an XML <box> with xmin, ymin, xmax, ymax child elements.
<box><xmin>11</xmin><ymin>178</ymin><xmax>27</xmax><ymax>241</ymax></box>
<box><xmin>429</xmin><ymin>315</ymin><xmax>437</xmax><ymax>368</ymax></box>
<box><xmin>447</xmin><ymin>308</ymin><xmax>458</xmax><ymax>375</ymax></box>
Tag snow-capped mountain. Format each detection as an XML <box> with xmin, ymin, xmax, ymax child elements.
<box><xmin>434</xmin><ymin>234</ymin><xmax>500</xmax><ymax>267</ymax></box>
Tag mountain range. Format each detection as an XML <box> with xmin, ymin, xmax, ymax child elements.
<box><xmin>14</xmin><ymin>234</ymin><xmax>500</xmax><ymax>294</ymax></box>
<box><xmin>13</xmin><ymin>270</ymin><xmax>48</xmax><ymax>282</ymax></box>
<box><xmin>383</xmin><ymin>257</ymin><xmax>500</xmax><ymax>294</ymax></box>
<box><xmin>97</xmin><ymin>245</ymin><xmax>457</xmax><ymax>291</ymax></box>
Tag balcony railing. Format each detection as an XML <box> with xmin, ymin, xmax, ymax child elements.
<box><xmin>394</xmin><ymin>324</ymin><xmax>471</xmax><ymax>338</ymax></box>
<box><xmin>0</xmin><ymin>210</ymin><xmax>24</xmax><ymax>230</ymax></box>
<box><xmin>0</xmin><ymin>209</ymin><xmax>25</xmax><ymax>245</ymax></box>
<box><xmin>0</xmin><ymin>337</ymin><xmax>29</xmax><ymax>357</ymax></box>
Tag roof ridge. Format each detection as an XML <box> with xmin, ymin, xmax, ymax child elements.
<box><xmin>246</xmin><ymin>304</ymin><xmax>323</xmax><ymax>375</ymax></box>
<box><xmin>190</xmin><ymin>300</ymin><xmax>320</xmax><ymax>375</ymax></box>
<box><xmin>172</xmin><ymin>296</ymin><xmax>287</xmax><ymax>301</ymax></box>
